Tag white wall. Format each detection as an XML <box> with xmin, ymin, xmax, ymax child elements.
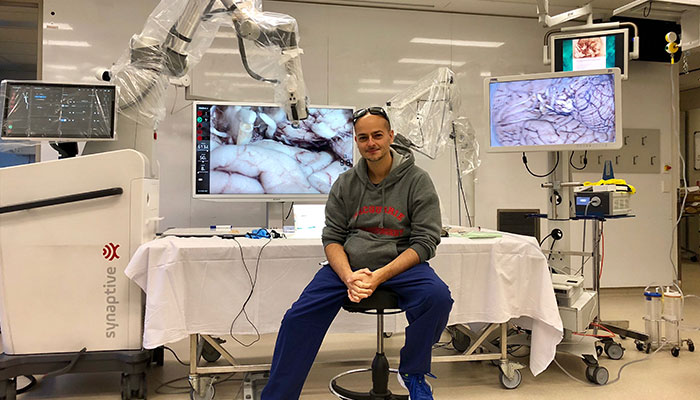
<box><xmin>41</xmin><ymin>0</ymin><xmax>678</xmax><ymax>286</ymax></box>
<box><xmin>42</xmin><ymin>0</ymin><xmax>549</xmax><ymax>227</ymax></box>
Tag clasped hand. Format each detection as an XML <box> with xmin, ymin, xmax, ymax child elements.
<box><xmin>345</xmin><ymin>268</ymin><xmax>379</xmax><ymax>303</ymax></box>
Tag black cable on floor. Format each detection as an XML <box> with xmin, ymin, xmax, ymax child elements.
<box><xmin>163</xmin><ymin>346</ymin><xmax>189</xmax><ymax>366</ymax></box>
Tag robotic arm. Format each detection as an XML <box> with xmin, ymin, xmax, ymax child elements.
<box><xmin>101</xmin><ymin>0</ymin><xmax>308</xmax><ymax>126</ymax></box>
<box><xmin>223</xmin><ymin>0</ymin><xmax>308</xmax><ymax>122</ymax></box>
<box><xmin>385</xmin><ymin>67</ymin><xmax>480</xmax><ymax>177</ymax></box>
<box><xmin>385</xmin><ymin>67</ymin><xmax>480</xmax><ymax>226</ymax></box>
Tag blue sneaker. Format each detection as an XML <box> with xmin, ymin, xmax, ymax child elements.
<box><xmin>397</xmin><ymin>372</ymin><xmax>435</xmax><ymax>399</ymax></box>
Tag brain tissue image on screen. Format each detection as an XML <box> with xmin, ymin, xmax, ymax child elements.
<box><xmin>490</xmin><ymin>74</ymin><xmax>615</xmax><ymax>147</ymax></box>
<box><xmin>207</xmin><ymin>105</ymin><xmax>353</xmax><ymax>195</ymax></box>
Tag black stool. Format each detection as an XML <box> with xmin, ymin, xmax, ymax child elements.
<box><xmin>329</xmin><ymin>288</ymin><xmax>408</xmax><ymax>400</ymax></box>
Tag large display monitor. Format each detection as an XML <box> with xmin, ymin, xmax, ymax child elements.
<box><xmin>486</xmin><ymin>68</ymin><xmax>622</xmax><ymax>153</ymax></box>
<box><xmin>0</xmin><ymin>80</ymin><xmax>117</xmax><ymax>141</ymax></box>
<box><xmin>193</xmin><ymin>102</ymin><xmax>354</xmax><ymax>201</ymax></box>
<box><xmin>551</xmin><ymin>29</ymin><xmax>629</xmax><ymax>80</ymax></box>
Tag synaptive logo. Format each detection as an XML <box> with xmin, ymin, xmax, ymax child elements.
<box><xmin>102</xmin><ymin>243</ymin><xmax>120</xmax><ymax>261</ymax></box>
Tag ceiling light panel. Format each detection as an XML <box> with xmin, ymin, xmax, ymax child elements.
<box><xmin>410</xmin><ymin>37</ymin><xmax>504</xmax><ymax>48</ymax></box>
<box><xmin>398</xmin><ymin>58</ymin><xmax>465</xmax><ymax>67</ymax></box>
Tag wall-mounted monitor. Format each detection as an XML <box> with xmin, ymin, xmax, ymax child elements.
<box><xmin>551</xmin><ymin>29</ymin><xmax>629</xmax><ymax>80</ymax></box>
<box><xmin>486</xmin><ymin>68</ymin><xmax>622</xmax><ymax>153</ymax></box>
<box><xmin>0</xmin><ymin>80</ymin><xmax>117</xmax><ymax>141</ymax></box>
<box><xmin>193</xmin><ymin>102</ymin><xmax>354</xmax><ymax>201</ymax></box>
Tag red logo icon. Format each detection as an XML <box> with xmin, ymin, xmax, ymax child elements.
<box><xmin>102</xmin><ymin>243</ymin><xmax>120</xmax><ymax>261</ymax></box>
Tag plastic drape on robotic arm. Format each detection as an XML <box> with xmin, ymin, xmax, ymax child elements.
<box><xmin>386</xmin><ymin>67</ymin><xmax>480</xmax><ymax>176</ymax></box>
<box><xmin>452</xmin><ymin>117</ymin><xmax>480</xmax><ymax>177</ymax></box>
<box><xmin>387</xmin><ymin>68</ymin><xmax>456</xmax><ymax>159</ymax></box>
<box><xmin>109</xmin><ymin>0</ymin><xmax>308</xmax><ymax>126</ymax></box>
<box><xmin>230</xmin><ymin>2</ymin><xmax>308</xmax><ymax>122</ymax></box>
<box><xmin>109</xmin><ymin>0</ymin><xmax>226</xmax><ymax>124</ymax></box>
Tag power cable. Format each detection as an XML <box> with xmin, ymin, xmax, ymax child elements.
<box><xmin>228</xmin><ymin>237</ymin><xmax>272</xmax><ymax>346</ymax></box>
<box><xmin>569</xmin><ymin>151</ymin><xmax>587</xmax><ymax>171</ymax></box>
<box><xmin>522</xmin><ymin>152</ymin><xmax>559</xmax><ymax>178</ymax></box>
<box><xmin>163</xmin><ymin>346</ymin><xmax>189</xmax><ymax>366</ymax></box>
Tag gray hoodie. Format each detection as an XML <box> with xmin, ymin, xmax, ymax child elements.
<box><xmin>322</xmin><ymin>135</ymin><xmax>442</xmax><ymax>271</ymax></box>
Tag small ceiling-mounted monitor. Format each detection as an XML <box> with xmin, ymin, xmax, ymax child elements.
<box><xmin>550</xmin><ymin>29</ymin><xmax>629</xmax><ymax>80</ymax></box>
<box><xmin>486</xmin><ymin>68</ymin><xmax>622</xmax><ymax>153</ymax></box>
<box><xmin>0</xmin><ymin>80</ymin><xmax>117</xmax><ymax>141</ymax></box>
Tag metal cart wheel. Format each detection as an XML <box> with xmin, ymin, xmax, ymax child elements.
<box><xmin>585</xmin><ymin>366</ymin><xmax>595</xmax><ymax>382</ymax></box>
<box><xmin>201</xmin><ymin>341</ymin><xmax>221</xmax><ymax>363</ymax></box>
<box><xmin>687</xmin><ymin>339</ymin><xmax>695</xmax><ymax>352</ymax></box>
<box><xmin>604</xmin><ymin>342</ymin><xmax>625</xmax><ymax>360</ymax></box>
<box><xmin>671</xmin><ymin>346</ymin><xmax>680</xmax><ymax>357</ymax></box>
<box><xmin>595</xmin><ymin>345</ymin><xmax>603</xmax><ymax>357</ymax></box>
<box><xmin>201</xmin><ymin>337</ymin><xmax>226</xmax><ymax>363</ymax></box>
<box><xmin>15</xmin><ymin>375</ymin><xmax>36</xmax><ymax>395</ymax></box>
<box><xmin>499</xmin><ymin>369</ymin><xmax>522</xmax><ymax>389</ymax></box>
<box><xmin>635</xmin><ymin>340</ymin><xmax>645</xmax><ymax>352</ymax></box>
<box><xmin>450</xmin><ymin>328</ymin><xmax>471</xmax><ymax>353</ymax></box>
<box><xmin>121</xmin><ymin>373</ymin><xmax>146</xmax><ymax>400</ymax></box>
<box><xmin>589</xmin><ymin>366</ymin><xmax>608</xmax><ymax>385</ymax></box>
<box><xmin>0</xmin><ymin>378</ymin><xmax>17</xmax><ymax>400</ymax></box>
<box><xmin>190</xmin><ymin>384</ymin><xmax>216</xmax><ymax>400</ymax></box>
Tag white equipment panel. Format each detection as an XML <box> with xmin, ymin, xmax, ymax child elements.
<box><xmin>0</xmin><ymin>150</ymin><xmax>159</xmax><ymax>354</ymax></box>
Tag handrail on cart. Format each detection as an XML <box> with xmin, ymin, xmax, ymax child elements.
<box><xmin>0</xmin><ymin>187</ymin><xmax>123</xmax><ymax>215</ymax></box>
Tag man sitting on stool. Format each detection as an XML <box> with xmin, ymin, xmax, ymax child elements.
<box><xmin>261</xmin><ymin>106</ymin><xmax>453</xmax><ymax>400</ymax></box>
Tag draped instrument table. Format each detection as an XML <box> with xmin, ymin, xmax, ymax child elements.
<box><xmin>125</xmin><ymin>233</ymin><xmax>563</xmax><ymax>393</ymax></box>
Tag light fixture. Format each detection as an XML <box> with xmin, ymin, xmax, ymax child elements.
<box><xmin>204</xmin><ymin>72</ymin><xmax>249</xmax><ymax>78</ymax></box>
<box><xmin>393</xmin><ymin>80</ymin><xmax>417</xmax><ymax>85</ymax></box>
<box><xmin>398</xmin><ymin>58</ymin><xmax>465</xmax><ymax>67</ymax></box>
<box><xmin>44</xmin><ymin>64</ymin><xmax>78</xmax><ymax>70</ymax></box>
<box><xmin>205</xmin><ymin>48</ymin><xmax>240</xmax><ymax>55</ymax></box>
<box><xmin>43</xmin><ymin>40</ymin><xmax>91</xmax><ymax>47</ymax></box>
<box><xmin>215</xmin><ymin>31</ymin><xmax>237</xmax><ymax>39</ymax></box>
<box><xmin>43</xmin><ymin>23</ymin><xmax>73</xmax><ymax>30</ymax></box>
<box><xmin>203</xmin><ymin>81</ymin><xmax>267</xmax><ymax>88</ymax></box>
<box><xmin>357</xmin><ymin>88</ymin><xmax>401</xmax><ymax>94</ymax></box>
<box><xmin>359</xmin><ymin>78</ymin><xmax>381</xmax><ymax>84</ymax></box>
<box><xmin>410</xmin><ymin>37</ymin><xmax>504</xmax><ymax>48</ymax></box>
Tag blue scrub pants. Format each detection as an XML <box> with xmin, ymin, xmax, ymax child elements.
<box><xmin>261</xmin><ymin>262</ymin><xmax>453</xmax><ymax>400</ymax></box>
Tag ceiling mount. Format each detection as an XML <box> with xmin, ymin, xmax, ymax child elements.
<box><xmin>614</xmin><ymin>0</ymin><xmax>700</xmax><ymax>50</ymax></box>
<box><xmin>536</xmin><ymin>0</ymin><xmax>594</xmax><ymax>28</ymax></box>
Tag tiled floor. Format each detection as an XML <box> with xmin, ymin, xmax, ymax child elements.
<box><xmin>8</xmin><ymin>263</ymin><xmax>700</xmax><ymax>399</ymax></box>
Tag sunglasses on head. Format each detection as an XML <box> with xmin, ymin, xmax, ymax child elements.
<box><xmin>352</xmin><ymin>107</ymin><xmax>390</xmax><ymax>125</ymax></box>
